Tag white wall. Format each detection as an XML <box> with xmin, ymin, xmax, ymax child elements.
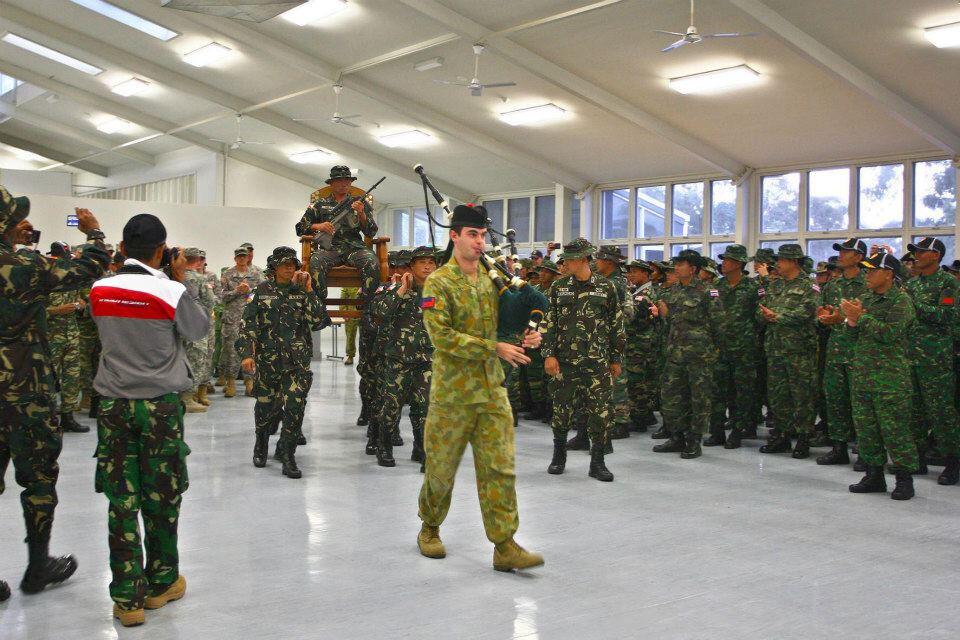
<box><xmin>75</xmin><ymin>147</ymin><xmax>222</xmax><ymax>204</ymax></box>
<box><xmin>0</xmin><ymin>167</ymin><xmax>72</xmax><ymax>196</ymax></box>
<box><xmin>224</xmin><ymin>157</ymin><xmax>314</xmax><ymax>211</ymax></box>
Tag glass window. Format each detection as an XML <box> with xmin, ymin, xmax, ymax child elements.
<box><xmin>671</xmin><ymin>243</ymin><xmax>703</xmax><ymax>257</ymax></box>
<box><xmin>672</xmin><ymin>182</ymin><xmax>703</xmax><ymax>236</ymax></box>
<box><xmin>571</xmin><ymin>197</ymin><xmax>581</xmax><ymax>238</ymax></box>
<box><xmin>413</xmin><ymin>208</ymin><xmax>430</xmax><ymax>247</ymax></box>
<box><xmin>635</xmin><ymin>244</ymin><xmax>664</xmax><ymax>261</ymax></box>
<box><xmin>760</xmin><ymin>239</ymin><xmax>797</xmax><ymax>251</ymax></box>
<box><xmin>392</xmin><ymin>208</ymin><xmax>409</xmax><ymax>246</ymax></box>
<box><xmin>912</xmin><ymin>235</ymin><xmax>954</xmax><ymax>261</ymax></box>
<box><xmin>914</xmin><ymin>160</ymin><xmax>956</xmax><ymax>227</ymax></box>
<box><xmin>636</xmin><ymin>185</ymin><xmax>666</xmax><ymax>238</ymax></box>
<box><xmin>507</xmin><ymin>197</ymin><xmax>531</xmax><ymax>244</ymax></box>
<box><xmin>761</xmin><ymin>173</ymin><xmax>800</xmax><ymax>233</ymax></box>
<box><xmin>861</xmin><ymin>237</ymin><xmax>904</xmax><ymax>256</ymax></box>
<box><xmin>806</xmin><ymin>239</ymin><xmax>838</xmax><ymax>267</ymax></box>
<box><xmin>711</xmin><ymin>180</ymin><xmax>736</xmax><ymax>235</ymax></box>
<box><xmin>808</xmin><ymin>168</ymin><xmax>850</xmax><ymax>231</ymax></box>
<box><xmin>482</xmin><ymin>199</ymin><xmax>503</xmax><ymax>232</ymax></box>
<box><xmin>858</xmin><ymin>164</ymin><xmax>904</xmax><ymax>229</ymax></box>
<box><xmin>710</xmin><ymin>242</ymin><xmax>733</xmax><ymax>262</ymax></box>
<box><xmin>534</xmin><ymin>195</ymin><xmax>555</xmax><ymax>242</ymax></box>
<box><xmin>600</xmin><ymin>189</ymin><xmax>629</xmax><ymax>239</ymax></box>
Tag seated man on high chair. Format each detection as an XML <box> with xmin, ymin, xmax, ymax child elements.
<box><xmin>295</xmin><ymin>165</ymin><xmax>380</xmax><ymax>302</ymax></box>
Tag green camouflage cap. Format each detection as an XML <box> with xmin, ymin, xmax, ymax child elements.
<box><xmin>561</xmin><ymin>237</ymin><xmax>595</xmax><ymax>260</ymax></box>
<box><xmin>234</xmin><ymin>247</ymin><xmax>249</xmax><ymax>257</ymax></box>
<box><xmin>595</xmin><ymin>245</ymin><xmax>625</xmax><ymax>263</ymax></box>
<box><xmin>775</xmin><ymin>243</ymin><xmax>806</xmax><ymax>261</ymax></box>
<box><xmin>539</xmin><ymin>259</ymin><xmax>562</xmax><ymax>274</ymax></box>
<box><xmin>702</xmin><ymin>264</ymin><xmax>720</xmax><ymax>278</ymax></box>
<box><xmin>800</xmin><ymin>256</ymin><xmax>815</xmax><ymax>274</ymax></box>
<box><xmin>519</xmin><ymin>257</ymin><xmax>534</xmax><ymax>269</ymax></box>
<box><xmin>658</xmin><ymin>260</ymin><xmax>676</xmax><ymax>272</ymax></box>
<box><xmin>674</xmin><ymin>249</ymin><xmax>702</xmax><ymax>267</ymax></box>
<box><xmin>753</xmin><ymin>248</ymin><xmax>776</xmax><ymax>265</ymax></box>
<box><xmin>815</xmin><ymin>261</ymin><xmax>831</xmax><ymax>274</ymax></box>
<box><xmin>718</xmin><ymin>244</ymin><xmax>751</xmax><ymax>264</ymax></box>
<box><xmin>410</xmin><ymin>245</ymin><xmax>437</xmax><ymax>261</ymax></box>
<box><xmin>627</xmin><ymin>259</ymin><xmax>653</xmax><ymax>272</ymax></box>
<box><xmin>0</xmin><ymin>185</ymin><xmax>30</xmax><ymax>232</ymax></box>
<box><xmin>184</xmin><ymin>247</ymin><xmax>204</xmax><ymax>258</ymax></box>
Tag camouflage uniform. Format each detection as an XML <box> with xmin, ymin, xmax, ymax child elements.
<box><xmin>201</xmin><ymin>270</ymin><xmax>220</xmax><ymax>384</ymax></box>
<box><xmin>359</xmin><ymin>281</ymin><xmax>395</xmax><ymax>449</ymax></box>
<box><xmin>597</xmin><ymin>259</ymin><xmax>633</xmax><ymax>437</ymax></box>
<box><xmin>76</xmin><ymin>287</ymin><xmax>100</xmax><ymax>407</ymax></box>
<box><xmin>46</xmin><ymin>289</ymin><xmax>85</xmax><ymax>414</ymax></box>
<box><xmin>626</xmin><ymin>280</ymin><xmax>660</xmax><ymax>424</ymax></box>
<box><xmin>712</xmin><ymin>273</ymin><xmax>761</xmax><ymax>436</ymax></box>
<box><xmin>341</xmin><ymin>286</ymin><xmax>360</xmax><ymax>359</ymax></box>
<box><xmin>820</xmin><ymin>269</ymin><xmax>868</xmax><ymax>443</ymax></box>
<box><xmin>183</xmin><ymin>269</ymin><xmax>217</xmax><ymax>391</ymax></box>
<box><xmin>219</xmin><ymin>263</ymin><xmax>264</xmax><ymax>382</ymax></box>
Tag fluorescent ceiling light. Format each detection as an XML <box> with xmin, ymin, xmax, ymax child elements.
<box><xmin>68</xmin><ymin>0</ymin><xmax>178</xmax><ymax>41</ymax></box>
<box><xmin>377</xmin><ymin>130</ymin><xmax>434</xmax><ymax>148</ymax></box>
<box><xmin>280</xmin><ymin>0</ymin><xmax>348</xmax><ymax>26</ymax></box>
<box><xmin>499</xmin><ymin>103</ymin><xmax>567</xmax><ymax>126</ymax></box>
<box><xmin>96</xmin><ymin>116</ymin><xmax>133</xmax><ymax>134</ymax></box>
<box><xmin>111</xmin><ymin>77</ymin><xmax>150</xmax><ymax>97</ymax></box>
<box><xmin>669</xmin><ymin>64</ymin><xmax>761</xmax><ymax>95</ymax></box>
<box><xmin>182</xmin><ymin>42</ymin><xmax>232</xmax><ymax>67</ymax></box>
<box><xmin>289</xmin><ymin>149</ymin><xmax>333</xmax><ymax>164</ymax></box>
<box><xmin>924</xmin><ymin>21</ymin><xmax>960</xmax><ymax>48</ymax></box>
<box><xmin>414</xmin><ymin>57</ymin><xmax>444</xmax><ymax>72</ymax></box>
<box><xmin>1</xmin><ymin>33</ymin><xmax>103</xmax><ymax>75</ymax></box>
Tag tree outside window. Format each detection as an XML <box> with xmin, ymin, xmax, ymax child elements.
<box><xmin>914</xmin><ymin>160</ymin><xmax>956</xmax><ymax>227</ymax></box>
<box><xmin>601</xmin><ymin>189</ymin><xmax>629</xmax><ymax>239</ymax></box>
<box><xmin>761</xmin><ymin>173</ymin><xmax>800</xmax><ymax>233</ymax></box>
<box><xmin>711</xmin><ymin>180</ymin><xmax>736</xmax><ymax>235</ymax></box>
<box><xmin>808</xmin><ymin>168</ymin><xmax>849</xmax><ymax>231</ymax></box>
<box><xmin>672</xmin><ymin>182</ymin><xmax>703</xmax><ymax>236</ymax></box>
<box><xmin>858</xmin><ymin>164</ymin><xmax>904</xmax><ymax>229</ymax></box>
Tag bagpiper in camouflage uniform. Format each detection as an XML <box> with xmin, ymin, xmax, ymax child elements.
<box><xmin>624</xmin><ymin>260</ymin><xmax>660</xmax><ymax>432</ymax></box>
<box><xmin>842</xmin><ymin>251</ymin><xmax>918</xmax><ymax>500</ymax></box>
<box><xmin>416</xmin><ymin>205</ymin><xmax>543</xmax><ymax>572</ymax></box>
<box><xmin>904</xmin><ymin>237</ymin><xmax>960</xmax><ymax>485</ymax></box>
<box><xmin>239</xmin><ymin>247</ymin><xmax>328</xmax><ymax>479</ymax></box>
<box><xmin>219</xmin><ymin>247</ymin><xmax>264</xmax><ymax>398</ymax></box>
<box><xmin>757</xmin><ymin>244</ymin><xmax>820</xmax><ymax>459</ymax></box>
<box><xmin>369</xmin><ymin>246</ymin><xmax>437</xmax><ymax>468</ymax></box>
<box><xmin>0</xmin><ymin>190</ymin><xmax>107</xmax><ymax>600</ymax></box>
<box><xmin>182</xmin><ymin>248</ymin><xmax>217</xmax><ymax>412</ymax></box>
<box><xmin>45</xmin><ymin>241</ymin><xmax>89</xmax><ymax>433</ymax></box>
<box><xmin>594</xmin><ymin>245</ymin><xmax>634</xmax><ymax>441</ymax></box>
<box><xmin>541</xmin><ymin>238</ymin><xmax>625</xmax><ymax>481</ymax></box>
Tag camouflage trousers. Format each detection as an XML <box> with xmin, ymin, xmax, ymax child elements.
<box><xmin>851</xmin><ymin>374</ymin><xmax>917</xmax><ymax>471</ymax></box>
<box><xmin>184</xmin><ymin>331</ymin><xmax>212</xmax><ymax>393</ymax></box>
<box><xmin>77</xmin><ymin>321</ymin><xmax>100</xmax><ymax>402</ymax></box>
<box><xmin>377</xmin><ymin>361</ymin><xmax>430</xmax><ymax>437</ymax></box>
<box><xmin>203</xmin><ymin>316</ymin><xmax>217</xmax><ymax>384</ymax></box>
<box><xmin>310</xmin><ymin>246</ymin><xmax>380</xmax><ymax>301</ymax></box>
<box><xmin>911</xmin><ymin>363</ymin><xmax>960</xmax><ymax>456</ymax></box>
<box><xmin>95</xmin><ymin>393</ymin><xmax>189</xmax><ymax>611</ymax></box>
<box><xmin>611</xmin><ymin>367</ymin><xmax>630</xmax><ymax>428</ymax></box>
<box><xmin>344</xmin><ymin>318</ymin><xmax>359</xmax><ymax>358</ymax></box>
<box><xmin>660</xmin><ymin>355</ymin><xmax>717</xmax><ymax>437</ymax></box>
<box><xmin>221</xmin><ymin>321</ymin><xmax>252</xmax><ymax>381</ymax></box>
<box><xmin>254</xmin><ymin>366</ymin><xmax>313</xmax><ymax>448</ymax></box>
<box><xmin>526</xmin><ymin>348</ymin><xmax>546</xmax><ymax>404</ymax></box>
<box><xmin>418</xmin><ymin>397</ymin><xmax>518</xmax><ymax>544</ymax></box>
<box><xmin>49</xmin><ymin>330</ymin><xmax>83</xmax><ymax>413</ymax></box>
<box><xmin>357</xmin><ymin>325</ymin><xmax>380</xmax><ymax>421</ymax></box>
<box><xmin>0</xmin><ymin>400</ymin><xmax>61</xmax><ymax>544</ymax></box>
<box><xmin>823</xmin><ymin>357</ymin><xmax>856</xmax><ymax>443</ymax></box>
<box><xmin>716</xmin><ymin>350</ymin><xmax>760</xmax><ymax>432</ymax></box>
<box><xmin>212</xmin><ymin>310</ymin><xmax>223</xmax><ymax>378</ymax></box>
<box><xmin>548</xmin><ymin>363</ymin><xmax>612</xmax><ymax>445</ymax></box>
<box><xmin>766</xmin><ymin>352</ymin><xmax>817</xmax><ymax>436</ymax></box>
<box><xmin>625</xmin><ymin>342</ymin><xmax>659</xmax><ymax>419</ymax></box>
<box><xmin>500</xmin><ymin>360</ymin><xmax>522</xmax><ymax>417</ymax></box>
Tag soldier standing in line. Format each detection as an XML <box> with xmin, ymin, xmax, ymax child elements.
<box><xmin>45</xmin><ymin>243</ymin><xmax>89</xmax><ymax>433</ymax></box>
<box><xmin>843</xmin><ymin>251</ymin><xmax>918</xmax><ymax>500</ymax></box>
<box><xmin>522</xmin><ymin>260</ymin><xmax>562</xmax><ymax>424</ymax></box>
<box><xmin>904</xmin><ymin>237</ymin><xmax>960</xmax><ymax>485</ymax></box>
<box><xmin>200</xmin><ymin>254</ymin><xmax>220</xmax><ymax>395</ymax></box>
<box><xmin>370</xmin><ymin>246</ymin><xmax>436</xmax><ymax>468</ymax></box>
<box><xmin>220</xmin><ymin>246</ymin><xmax>264</xmax><ymax>398</ymax></box>
<box><xmin>416</xmin><ymin>205</ymin><xmax>543</xmax><ymax>572</ymax></box>
<box><xmin>239</xmin><ymin>242</ymin><xmax>263</xmax><ymax>278</ymax></box>
<box><xmin>649</xmin><ymin>260</ymin><xmax>676</xmax><ymax>440</ymax></box>
<box><xmin>594</xmin><ymin>246</ymin><xmax>634</xmax><ymax>441</ymax></box>
<box><xmin>624</xmin><ymin>259</ymin><xmax>660</xmax><ymax>432</ymax></box>
<box><xmin>757</xmin><ymin>244</ymin><xmax>819</xmax><ymax>459</ymax></box>
<box><xmin>341</xmin><ymin>285</ymin><xmax>360</xmax><ymax>366</ymax></box>
<box><xmin>241</xmin><ymin>247</ymin><xmax>327</xmax><ymax>478</ymax></box>
<box><xmin>752</xmin><ymin>248</ymin><xmax>779</xmax><ymax>433</ymax></box>
<box><xmin>1</xmin><ymin>193</ymin><xmax>108</xmax><ymax>602</ymax></box>
<box><xmin>816</xmin><ymin>239</ymin><xmax>868</xmax><ymax>467</ymax></box>
<box><xmin>182</xmin><ymin>248</ymin><xmax>216</xmax><ymax>412</ymax></box>
<box><xmin>541</xmin><ymin>238</ymin><xmax>625</xmax><ymax>481</ymax></box>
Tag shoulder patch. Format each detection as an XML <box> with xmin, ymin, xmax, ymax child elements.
<box><xmin>709</xmin><ymin>289</ymin><xmax>719</xmax><ymax>298</ymax></box>
<box><xmin>941</xmin><ymin>295</ymin><xmax>954</xmax><ymax>305</ymax></box>
<box><xmin>758</xmin><ymin>287</ymin><xmax>765</xmax><ymax>297</ymax></box>
<box><xmin>419</xmin><ymin>296</ymin><xmax>436</xmax><ymax>309</ymax></box>
<box><xmin>812</xmin><ymin>283</ymin><xmax>821</xmax><ymax>293</ymax></box>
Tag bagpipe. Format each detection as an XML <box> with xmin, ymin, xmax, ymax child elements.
<box><xmin>413</xmin><ymin>164</ymin><xmax>548</xmax><ymax>341</ymax></box>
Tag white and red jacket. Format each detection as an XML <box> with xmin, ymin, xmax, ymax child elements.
<box><xmin>90</xmin><ymin>258</ymin><xmax>210</xmax><ymax>399</ymax></box>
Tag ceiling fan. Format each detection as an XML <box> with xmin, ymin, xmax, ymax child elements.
<box><xmin>434</xmin><ymin>43</ymin><xmax>516</xmax><ymax>97</ymax></box>
<box><xmin>655</xmin><ymin>0</ymin><xmax>759</xmax><ymax>53</ymax></box>
<box><xmin>294</xmin><ymin>82</ymin><xmax>361</xmax><ymax>128</ymax></box>
<box><xmin>209</xmin><ymin>113</ymin><xmax>274</xmax><ymax>150</ymax></box>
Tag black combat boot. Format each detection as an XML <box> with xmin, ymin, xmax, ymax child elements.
<box><xmin>759</xmin><ymin>433</ymin><xmax>792</xmax><ymax>454</ymax></box>
<box><xmin>609</xmin><ymin>422</ymin><xmax>630</xmax><ymax>440</ymax></box>
<box><xmin>411</xmin><ymin>426</ymin><xmax>425</xmax><ymax>463</ymax></box>
<box><xmin>0</xmin><ymin>579</ymin><xmax>9</xmax><ymax>602</ymax></box>
<box><xmin>741</xmin><ymin>424</ymin><xmax>759</xmax><ymax>439</ymax></box>
<box><xmin>938</xmin><ymin>456</ymin><xmax>959</xmax><ymax>486</ymax></box>
<box><xmin>281</xmin><ymin>443</ymin><xmax>302</xmax><ymax>479</ymax></box>
<box><xmin>547</xmin><ymin>438</ymin><xmax>566</xmax><ymax>475</ymax></box>
<box><xmin>724</xmin><ymin>429</ymin><xmax>743</xmax><ymax>450</ymax></box>
<box><xmin>365</xmin><ymin>423</ymin><xmax>378</xmax><ymax>455</ymax></box>
<box><xmin>522</xmin><ymin>402</ymin><xmax>546</xmax><ymax>421</ymax></box>
<box><xmin>20</xmin><ymin>540</ymin><xmax>78</xmax><ymax>594</ymax></box>
<box><xmin>651</xmin><ymin>425</ymin><xmax>671</xmax><ymax>440</ymax></box>
<box><xmin>603</xmin><ymin>437</ymin><xmax>613</xmax><ymax>454</ymax></box>
<box><xmin>703</xmin><ymin>427</ymin><xmax>725</xmax><ymax>447</ymax></box>
<box><xmin>356</xmin><ymin>405</ymin><xmax>369</xmax><ymax>427</ymax></box>
<box><xmin>59</xmin><ymin>412</ymin><xmax>89</xmax><ymax>433</ymax></box>
<box><xmin>588</xmin><ymin>443</ymin><xmax>614</xmax><ymax>482</ymax></box>
<box><xmin>890</xmin><ymin>469</ymin><xmax>915</xmax><ymax>500</ymax></box>
<box><xmin>273</xmin><ymin>440</ymin><xmax>283</xmax><ymax>461</ymax></box>
<box><xmin>566</xmin><ymin>427</ymin><xmax>590</xmax><ymax>451</ymax></box>
<box><xmin>680</xmin><ymin>432</ymin><xmax>702</xmax><ymax>459</ymax></box>
<box><xmin>853</xmin><ymin>457</ymin><xmax>867</xmax><ymax>472</ymax></box>
<box><xmin>849</xmin><ymin>466</ymin><xmax>886</xmax><ymax>493</ymax></box>
<box><xmin>252</xmin><ymin>430</ymin><xmax>269</xmax><ymax>468</ymax></box>
<box><xmin>791</xmin><ymin>434</ymin><xmax>811</xmax><ymax>459</ymax></box>
<box><xmin>377</xmin><ymin>422</ymin><xmax>396</xmax><ymax>468</ymax></box>
<box><xmin>810</xmin><ymin>430</ymin><xmax>832</xmax><ymax>447</ymax></box>
<box><xmin>816</xmin><ymin>441</ymin><xmax>849</xmax><ymax>465</ymax></box>
<box><xmin>653</xmin><ymin>435</ymin><xmax>684</xmax><ymax>453</ymax></box>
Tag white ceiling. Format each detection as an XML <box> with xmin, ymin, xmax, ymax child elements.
<box><xmin>0</xmin><ymin>0</ymin><xmax>957</xmax><ymax>205</ymax></box>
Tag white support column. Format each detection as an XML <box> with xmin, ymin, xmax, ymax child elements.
<box><xmin>554</xmin><ymin>183</ymin><xmax>575</xmax><ymax>244</ymax></box>
<box><xmin>736</xmin><ymin>176</ymin><xmax>754</xmax><ymax>251</ymax></box>
<box><xmin>581</xmin><ymin>188</ymin><xmax>594</xmax><ymax>243</ymax></box>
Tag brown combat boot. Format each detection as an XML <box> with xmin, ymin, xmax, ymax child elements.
<box><xmin>181</xmin><ymin>391</ymin><xmax>206</xmax><ymax>413</ymax></box>
<box><xmin>217</xmin><ymin>374</ymin><xmax>225</xmax><ymax>387</ymax></box>
<box><xmin>417</xmin><ymin>524</ymin><xmax>446</xmax><ymax>559</ymax></box>
<box><xmin>244</xmin><ymin>378</ymin><xmax>254</xmax><ymax>397</ymax></box>
<box><xmin>224</xmin><ymin>379</ymin><xmax>236</xmax><ymax>398</ymax></box>
<box><xmin>113</xmin><ymin>604</ymin><xmax>145</xmax><ymax>627</ymax></box>
<box><xmin>493</xmin><ymin>538</ymin><xmax>544</xmax><ymax>572</ymax></box>
<box><xmin>144</xmin><ymin>575</ymin><xmax>186</xmax><ymax>610</ymax></box>
<box><xmin>196</xmin><ymin>386</ymin><xmax>210</xmax><ymax>406</ymax></box>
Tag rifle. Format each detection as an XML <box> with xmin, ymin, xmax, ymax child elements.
<box><xmin>313</xmin><ymin>176</ymin><xmax>386</xmax><ymax>251</ymax></box>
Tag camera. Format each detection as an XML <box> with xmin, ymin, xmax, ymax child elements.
<box><xmin>29</xmin><ymin>229</ymin><xmax>41</xmax><ymax>245</ymax></box>
<box><xmin>160</xmin><ymin>246</ymin><xmax>180</xmax><ymax>267</ymax></box>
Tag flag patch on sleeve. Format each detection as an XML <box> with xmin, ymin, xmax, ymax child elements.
<box><xmin>941</xmin><ymin>296</ymin><xmax>954</xmax><ymax>305</ymax></box>
<box><xmin>419</xmin><ymin>296</ymin><xmax>436</xmax><ymax>309</ymax></box>
<box><xmin>709</xmin><ymin>289</ymin><xmax>719</xmax><ymax>298</ymax></box>
<box><xmin>812</xmin><ymin>284</ymin><xmax>821</xmax><ymax>293</ymax></box>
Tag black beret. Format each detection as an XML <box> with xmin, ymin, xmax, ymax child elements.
<box><xmin>450</xmin><ymin>204</ymin><xmax>488</xmax><ymax>229</ymax></box>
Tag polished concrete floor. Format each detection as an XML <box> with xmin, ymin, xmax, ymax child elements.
<box><xmin>2</xmin><ymin>354</ymin><xmax>960</xmax><ymax>639</ymax></box>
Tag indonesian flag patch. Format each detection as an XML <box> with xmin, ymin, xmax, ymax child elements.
<box><xmin>419</xmin><ymin>296</ymin><xmax>436</xmax><ymax>309</ymax></box>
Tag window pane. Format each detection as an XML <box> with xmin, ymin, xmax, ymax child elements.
<box><xmin>711</xmin><ymin>180</ymin><xmax>736</xmax><ymax>235</ymax></box>
<box><xmin>858</xmin><ymin>164</ymin><xmax>903</xmax><ymax>229</ymax></box>
<box><xmin>672</xmin><ymin>182</ymin><xmax>704</xmax><ymax>236</ymax></box>
<box><xmin>806</xmin><ymin>239</ymin><xmax>838</xmax><ymax>267</ymax></box>
<box><xmin>392</xmin><ymin>208</ymin><xmax>409</xmax><ymax>246</ymax></box>
<box><xmin>671</xmin><ymin>243</ymin><xmax>703</xmax><ymax>257</ymax></box>
<box><xmin>571</xmin><ymin>197</ymin><xmax>581</xmax><ymax>238</ymax></box>
<box><xmin>635</xmin><ymin>244</ymin><xmax>664</xmax><ymax>261</ymax></box>
<box><xmin>861</xmin><ymin>237</ymin><xmax>904</xmax><ymax>256</ymax></box>
<box><xmin>914</xmin><ymin>160</ymin><xmax>956</xmax><ymax>227</ymax></box>
<box><xmin>636</xmin><ymin>185</ymin><xmax>666</xmax><ymax>238</ymax></box>
<box><xmin>912</xmin><ymin>235</ymin><xmax>954</xmax><ymax>261</ymax></box>
<box><xmin>761</xmin><ymin>173</ymin><xmax>800</xmax><ymax>233</ymax></box>
<box><xmin>413</xmin><ymin>208</ymin><xmax>430</xmax><ymax>246</ymax></box>
<box><xmin>710</xmin><ymin>242</ymin><xmax>733</xmax><ymax>262</ymax></box>
<box><xmin>808</xmin><ymin>168</ymin><xmax>849</xmax><ymax>231</ymax></box>
<box><xmin>760</xmin><ymin>239</ymin><xmax>797</xmax><ymax>251</ymax></box>
<box><xmin>482</xmin><ymin>199</ymin><xmax>503</xmax><ymax>232</ymax></box>
<box><xmin>507</xmin><ymin>198</ymin><xmax>531</xmax><ymax>244</ymax></box>
<box><xmin>534</xmin><ymin>195</ymin><xmax>555</xmax><ymax>242</ymax></box>
<box><xmin>601</xmin><ymin>189</ymin><xmax>629</xmax><ymax>239</ymax></box>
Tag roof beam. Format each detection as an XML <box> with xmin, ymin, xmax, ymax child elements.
<box><xmin>0</xmin><ymin>3</ymin><xmax>473</xmax><ymax>201</ymax></box>
<box><xmin>109</xmin><ymin>0</ymin><xmax>590</xmax><ymax>191</ymax></box>
<box><xmin>0</xmin><ymin>131</ymin><xmax>109</xmax><ymax>176</ymax></box>
<box><xmin>397</xmin><ymin>0</ymin><xmax>750</xmax><ymax>178</ymax></box>
<box><xmin>727</xmin><ymin>0</ymin><xmax>960</xmax><ymax>155</ymax></box>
